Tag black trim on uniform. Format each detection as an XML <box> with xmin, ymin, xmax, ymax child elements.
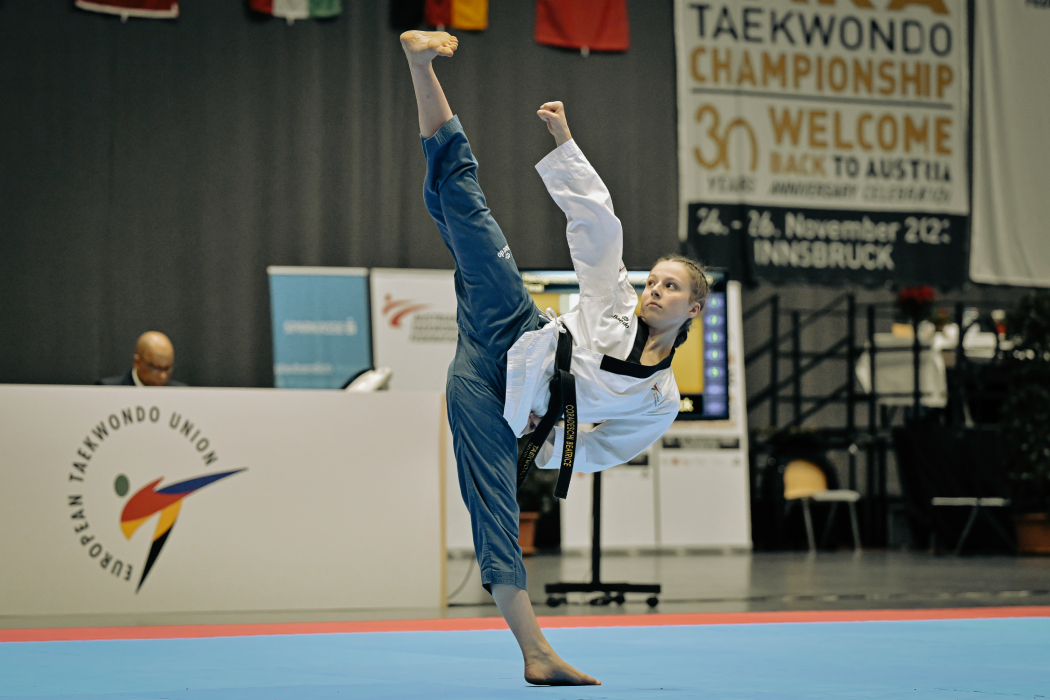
<box><xmin>603</xmin><ymin>318</ymin><xmax>674</xmax><ymax>377</ymax></box>
<box><xmin>626</xmin><ymin>318</ymin><xmax>648</xmax><ymax>363</ymax></box>
<box><xmin>600</xmin><ymin>352</ymin><xmax>673</xmax><ymax>378</ymax></box>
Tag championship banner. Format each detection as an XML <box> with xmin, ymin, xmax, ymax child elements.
<box><xmin>267</xmin><ymin>267</ymin><xmax>373</xmax><ymax>389</ymax></box>
<box><xmin>370</xmin><ymin>268</ymin><xmax>458</xmax><ymax>392</ymax></box>
<box><xmin>675</xmin><ymin>0</ymin><xmax>970</xmax><ymax>287</ymax></box>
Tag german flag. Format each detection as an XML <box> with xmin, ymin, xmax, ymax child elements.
<box><xmin>425</xmin><ymin>0</ymin><xmax>488</xmax><ymax>31</ymax></box>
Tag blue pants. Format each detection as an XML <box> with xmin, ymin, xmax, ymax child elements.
<box><xmin>422</xmin><ymin>117</ymin><xmax>542</xmax><ymax>592</ymax></box>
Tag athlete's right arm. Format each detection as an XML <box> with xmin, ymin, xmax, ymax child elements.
<box><xmin>535</xmin><ymin>134</ymin><xmax>625</xmax><ymax>300</ymax></box>
<box><xmin>534</xmin><ymin>392</ymin><xmax>679</xmax><ymax>473</ymax></box>
<box><xmin>537</xmin><ymin>101</ymin><xmax>572</xmax><ymax>148</ymax></box>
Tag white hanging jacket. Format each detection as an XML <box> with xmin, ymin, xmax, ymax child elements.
<box><xmin>503</xmin><ymin>139</ymin><xmax>680</xmax><ymax>473</ymax></box>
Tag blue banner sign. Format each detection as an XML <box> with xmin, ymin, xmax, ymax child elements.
<box><xmin>267</xmin><ymin>267</ymin><xmax>372</xmax><ymax>389</ymax></box>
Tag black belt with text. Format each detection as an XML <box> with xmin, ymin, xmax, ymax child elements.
<box><xmin>516</xmin><ymin>328</ymin><xmax>577</xmax><ymax>500</ymax></box>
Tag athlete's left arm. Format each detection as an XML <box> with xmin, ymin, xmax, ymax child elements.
<box><xmin>535</xmin><ymin>141</ymin><xmax>625</xmax><ymax>300</ymax></box>
<box><xmin>535</xmin><ymin>398</ymin><xmax>679</xmax><ymax>473</ymax></box>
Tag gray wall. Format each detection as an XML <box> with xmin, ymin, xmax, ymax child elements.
<box><xmin>0</xmin><ymin>0</ymin><xmax>679</xmax><ymax>387</ymax></box>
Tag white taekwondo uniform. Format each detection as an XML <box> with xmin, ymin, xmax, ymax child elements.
<box><xmin>503</xmin><ymin>139</ymin><xmax>681</xmax><ymax>473</ymax></box>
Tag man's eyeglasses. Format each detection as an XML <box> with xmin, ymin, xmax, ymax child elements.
<box><xmin>142</xmin><ymin>360</ymin><xmax>173</xmax><ymax>373</ymax></box>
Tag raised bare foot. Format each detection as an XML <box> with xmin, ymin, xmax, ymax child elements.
<box><xmin>400</xmin><ymin>30</ymin><xmax>458</xmax><ymax>65</ymax></box>
<box><xmin>524</xmin><ymin>651</ymin><xmax>601</xmax><ymax>686</ymax></box>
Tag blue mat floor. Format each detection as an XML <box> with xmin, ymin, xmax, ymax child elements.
<box><xmin>2</xmin><ymin>618</ymin><xmax>1048</xmax><ymax>699</ymax></box>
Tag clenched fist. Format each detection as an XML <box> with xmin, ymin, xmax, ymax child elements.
<box><xmin>537</xmin><ymin>101</ymin><xmax>572</xmax><ymax>147</ymax></box>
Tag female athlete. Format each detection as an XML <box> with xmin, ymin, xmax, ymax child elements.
<box><xmin>401</xmin><ymin>30</ymin><xmax>708</xmax><ymax>686</ymax></box>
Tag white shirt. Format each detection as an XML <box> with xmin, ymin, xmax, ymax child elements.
<box><xmin>503</xmin><ymin>139</ymin><xmax>680</xmax><ymax>473</ymax></box>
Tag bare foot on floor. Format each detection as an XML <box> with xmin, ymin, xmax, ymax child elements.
<box><xmin>400</xmin><ymin>30</ymin><xmax>458</xmax><ymax>65</ymax></box>
<box><xmin>524</xmin><ymin>652</ymin><xmax>601</xmax><ymax>686</ymax></box>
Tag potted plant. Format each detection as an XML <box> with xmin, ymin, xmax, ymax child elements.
<box><xmin>893</xmin><ymin>285</ymin><xmax>938</xmax><ymax>337</ymax></box>
<box><xmin>1001</xmin><ymin>291</ymin><xmax>1050</xmax><ymax>553</ymax></box>
<box><xmin>895</xmin><ymin>284</ymin><xmax>938</xmax><ymax>322</ymax></box>
<box><xmin>516</xmin><ymin>465</ymin><xmax>559</xmax><ymax>555</ymax></box>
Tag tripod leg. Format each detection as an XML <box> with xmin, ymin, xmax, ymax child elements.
<box><xmin>930</xmin><ymin>506</ymin><xmax>938</xmax><ymax>553</ymax></box>
<box><xmin>954</xmin><ymin>505</ymin><xmax>980</xmax><ymax>556</ymax></box>
<box><xmin>980</xmin><ymin>507</ymin><xmax>1016</xmax><ymax>552</ymax></box>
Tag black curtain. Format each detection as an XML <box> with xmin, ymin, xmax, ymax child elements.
<box><xmin>0</xmin><ymin>0</ymin><xmax>678</xmax><ymax>388</ymax></box>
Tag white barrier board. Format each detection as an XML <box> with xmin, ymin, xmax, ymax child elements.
<box><xmin>0</xmin><ymin>386</ymin><xmax>445</xmax><ymax>616</ymax></box>
<box><xmin>367</xmin><ymin>269</ymin><xmax>474</xmax><ymax>552</ymax></box>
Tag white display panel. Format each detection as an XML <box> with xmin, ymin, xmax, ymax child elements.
<box><xmin>561</xmin><ymin>465</ymin><xmax>657</xmax><ymax>550</ymax></box>
<box><xmin>657</xmin><ymin>445</ymin><xmax>750</xmax><ymax>548</ymax></box>
<box><xmin>370</xmin><ymin>268</ymin><xmax>458</xmax><ymax>392</ymax></box>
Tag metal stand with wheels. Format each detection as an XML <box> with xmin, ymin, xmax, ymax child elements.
<box><xmin>544</xmin><ymin>471</ymin><xmax>661</xmax><ymax>609</ymax></box>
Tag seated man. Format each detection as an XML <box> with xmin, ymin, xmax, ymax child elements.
<box><xmin>97</xmin><ymin>331</ymin><xmax>185</xmax><ymax>387</ymax></box>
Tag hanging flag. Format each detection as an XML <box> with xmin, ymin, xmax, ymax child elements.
<box><xmin>249</xmin><ymin>0</ymin><xmax>342</xmax><ymax>22</ymax></box>
<box><xmin>74</xmin><ymin>0</ymin><xmax>178</xmax><ymax>19</ymax></box>
<box><xmin>424</xmin><ymin>0</ymin><xmax>488</xmax><ymax>31</ymax></box>
<box><xmin>535</xmin><ymin>0</ymin><xmax>629</xmax><ymax>52</ymax></box>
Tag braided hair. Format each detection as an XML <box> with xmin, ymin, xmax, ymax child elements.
<box><xmin>652</xmin><ymin>255</ymin><xmax>709</xmax><ymax>348</ymax></box>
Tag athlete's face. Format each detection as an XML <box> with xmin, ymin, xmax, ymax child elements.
<box><xmin>640</xmin><ymin>261</ymin><xmax>700</xmax><ymax>334</ymax></box>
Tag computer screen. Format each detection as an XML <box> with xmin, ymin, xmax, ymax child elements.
<box><xmin>520</xmin><ymin>269</ymin><xmax>729</xmax><ymax>420</ymax></box>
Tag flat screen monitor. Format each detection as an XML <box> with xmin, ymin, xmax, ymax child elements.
<box><xmin>520</xmin><ymin>269</ymin><xmax>729</xmax><ymax>420</ymax></box>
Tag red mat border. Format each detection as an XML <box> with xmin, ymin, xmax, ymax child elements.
<box><xmin>2</xmin><ymin>606</ymin><xmax>1049</xmax><ymax>643</ymax></box>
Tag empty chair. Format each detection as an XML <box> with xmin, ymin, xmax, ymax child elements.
<box><xmin>783</xmin><ymin>460</ymin><xmax>862</xmax><ymax>553</ymax></box>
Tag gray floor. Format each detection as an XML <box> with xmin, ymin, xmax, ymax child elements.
<box><xmin>445</xmin><ymin>550</ymin><xmax>1050</xmax><ymax>616</ymax></box>
<box><xmin>3</xmin><ymin>551</ymin><xmax>1048</xmax><ymax>630</ymax></box>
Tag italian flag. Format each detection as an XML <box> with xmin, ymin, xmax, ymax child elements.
<box><xmin>249</xmin><ymin>0</ymin><xmax>342</xmax><ymax>21</ymax></box>
<box><xmin>74</xmin><ymin>0</ymin><xmax>178</xmax><ymax>19</ymax></box>
<box><xmin>424</xmin><ymin>0</ymin><xmax>488</xmax><ymax>31</ymax></box>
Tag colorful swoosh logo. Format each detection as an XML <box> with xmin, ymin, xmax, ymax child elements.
<box><xmin>382</xmin><ymin>294</ymin><xmax>429</xmax><ymax>328</ymax></box>
<box><xmin>120</xmin><ymin>469</ymin><xmax>245</xmax><ymax>591</ymax></box>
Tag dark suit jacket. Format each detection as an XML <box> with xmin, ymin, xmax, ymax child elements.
<box><xmin>96</xmin><ymin>369</ymin><xmax>186</xmax><ymax>386</ymax></box>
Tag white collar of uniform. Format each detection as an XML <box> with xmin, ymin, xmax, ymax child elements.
<box><xmin>131</xmin><ymin>367</ymin><xmax>144</xmax><ymax>387</ymax></box>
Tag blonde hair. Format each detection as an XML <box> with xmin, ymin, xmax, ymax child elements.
<box><xmin>653</xmin><ymin>254</ymin><xmax>709</xmax><ymax>348</ymax></box>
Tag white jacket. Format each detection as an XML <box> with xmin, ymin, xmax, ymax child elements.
<box><xmin>503</xmin><ymin>139</ymin><xmax>680</xmax><ymax>473</ymax></box>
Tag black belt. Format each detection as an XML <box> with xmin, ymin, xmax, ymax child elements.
<box><xmin>516</xmin><ymin>328</ymin><xmax>577</xmax><ymax>500</ymax></box>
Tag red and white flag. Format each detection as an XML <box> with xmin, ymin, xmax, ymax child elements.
<box><xmin>249</xmin><ymin>0</ymin><xmax>342</xmax><ymax>22</ymax></box>
<box><xmin>74</xmin><ymin>0</ymin><xmax>178</xmax><ymax>19</ymax></box>
<box><xmin>535</xmin><ymin>0</ymin><xmax>629</xmax><ymax>53</ymax></box>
